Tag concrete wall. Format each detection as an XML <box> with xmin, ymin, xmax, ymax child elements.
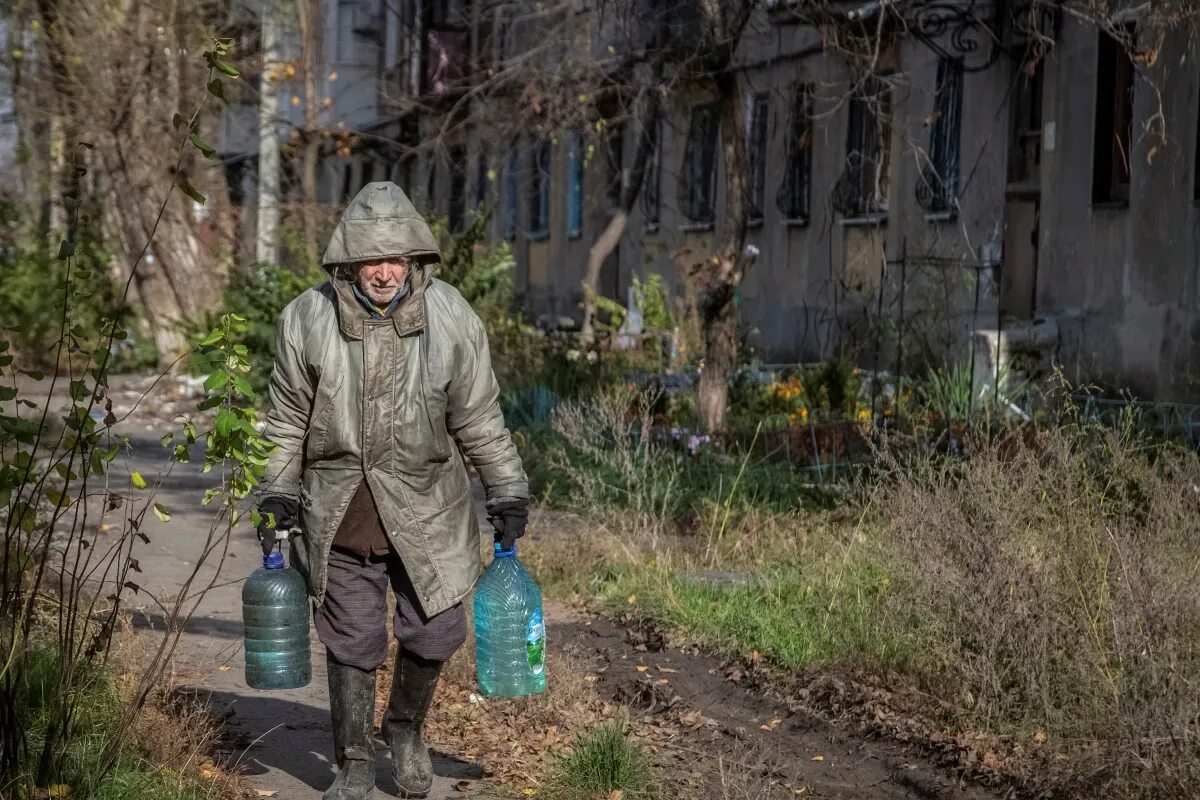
<box><xmin>1038</xmin><ymin>19</ymin><xmax>1200</xmax><ymax>399</ymax></box>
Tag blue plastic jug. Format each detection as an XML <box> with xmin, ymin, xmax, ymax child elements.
<box><xmin>242</xmin><ymin>549</ymin><xmax>312</xmax><ymax>690</ymax></box>
<box><xmin>473</xmin><ymin>541</ymin><xmax>547</xmax><ymax>697</ymax></box>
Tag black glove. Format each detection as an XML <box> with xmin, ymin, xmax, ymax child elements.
<box><xmin>257</xmin><ymin>496</ymin><xmax>299</xmax><ymax>556</ymax></box>
<box><xmin>488</xmin><ymin>499</ymin><xmax>529</xmax><ymax>551</ymax></box>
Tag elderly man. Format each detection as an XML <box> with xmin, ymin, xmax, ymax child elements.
<box><xmin>256</xmin><ymin>182</ymin><xmax>529</xmax><ymax>799</ymax></box>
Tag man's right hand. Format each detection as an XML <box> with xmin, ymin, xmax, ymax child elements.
<box><xmin>257</xmin><ymin>496</ymin><xmax>299</xmax><ymax>556</ymax></box>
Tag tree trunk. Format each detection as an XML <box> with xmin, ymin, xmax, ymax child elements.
<box><xmin>580</xmin><ymin>85</ymin><xmax>661</xmax><ymax>343</ymax></box>
<box><xmin>298</xmin><ymin>0</ymin><xmax>324</xmax><ymax>264</ymax></box>
<box><xmin>696</xmin><ymin>69</ymin><xmax>753</xmax><ymax>434</ymax></box>
<box><xmin>256</xmin><ymin>0</ymin><xmax>282</xmax><ymax>265</ymax></box>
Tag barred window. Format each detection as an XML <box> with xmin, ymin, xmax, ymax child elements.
<box><xmin>746</xmin><ymin>92</ymin><xmax>769</xmax><ymax>222</ymax></box>
<box><xmin>833</xmin><ymin>76</ymin><xmax>892</xmax><ymax>217</ymax></box>
<box><xmin>776</xmin><ymin>83</ymin><xmax>812</xmax><ymax>220</ymax></box>
<box><xmin>567</xmin><ymin>132</ymin><xmax>584</xmax><ymax>238</ymax></box>
<box><xmin>679</xmin><ymin>102</ymin><xmax>720</xmax><ymax>225</ymax></box>
<box><xmin>504</xmin><ymin>146</ymin><xmax>519</xmax><ymax>240</ymax></box>
<box><xmin>641</xmin><ymin>115</ymin><xmax>661</xmax><ymax>228</ymax></box>
<box><xmin>917</xmin><ymin>58</ymin><xmax>963</xmax><ymax>214</ymax></box>
<box><xmin>605</xmin><ymin>124</ymin><xmax>624</xmax><ymax>210</ymax></box>
<box><xmin>529</xmin><ymin>138</ymin><xmax>551</xmax><ymax>239</ymax></box>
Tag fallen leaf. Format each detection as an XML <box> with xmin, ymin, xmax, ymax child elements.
<box><xmin>1033</xmin><ymin>729</ymin><xmax>1047</xmax><ymax>744</ymax></box>
<box><xmin>255</xmin><ymin>792</ymin><xmax>277</xmax><ymax>798</ymax></box>
<box><xmin>453</xmin><ymin>781</ymin><xmax>472</xmax><ymax>792</ymax></box>
<box><xmin>656</xmin><ymin>678</ymin><xmax>669</xmax><ymax>685</ymax></box>
<box><xmin>609</xmin><ymin>791</ymin><xmax>624</xmax><ymax>800</ymax></box>
<box><xmin>522</xmin><ymin>789</ymin><xmax>536</xmax><ymax>797</ymax></box>
<box><xmin>760</xmin><ymin>718</ymin><xmax>782</xmax><ymax>732</ymax></box>
<box><xmin>218</xmin><ymin>665</ymin><xmax>231</xmax><ymax>672</ymax></box>
<box><xmin>627</xmin><ymin>594</ymin><xmax>637</xmax><ymax>604</ymax></box>
<box><xmin>584</xmin><ymin>674</ymin><xmax>598</xmax><ymax>683</ymax></box>
<box><xmin>810</xmin><ymin>755</ymin><xmax>824</xmax><ymax>762</ymax></box>
<box><xmin>656</xmin><ymin>666</ymin><xmax>678</xmax><ymax>673</ymax></box>
<box><xmin>635</xmin><ymin>665</ymin><xmax>648</xmax><ymax>672</ymax></box>
<box><xmin>47</xmin><ymin>785</ymin><xmax>71</xmax><ymax>798</ymax></box>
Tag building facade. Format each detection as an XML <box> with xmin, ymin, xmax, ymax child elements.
<box><xmin>220</xmin><ymin>1</ymin><xmax>1200</xmax><ymax>402</ymax></box>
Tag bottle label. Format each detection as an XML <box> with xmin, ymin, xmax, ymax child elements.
<box><xmin>525</xmin><ymin>608</ymin><xmax>545</xmax><ymax>675</ymax></box>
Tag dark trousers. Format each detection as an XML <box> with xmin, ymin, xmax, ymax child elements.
<box><xmin>314</xmin><ymin>545</ymin><xmax>467</xmax><ymax>669</ymax></box>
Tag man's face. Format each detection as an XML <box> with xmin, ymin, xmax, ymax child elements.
<box><xmin>354</xmin><ymin>258</ymin><xmax>411</xmax><ymax>305</ymax></box>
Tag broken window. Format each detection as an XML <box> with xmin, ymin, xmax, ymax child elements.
<box><xmin>917</xmin><ymin>58</ymin><xmax>963</xmax><ymax>215</ymax></box>
<box><xmin>567</xmin><ymin>131</ymin><xmax>584</xmax><ymax>238</ymax></box>
<box><xmin>641</xmin><ymin>114</ymin><xmax>661</xmax><ymax>229</ymax></box>
<box><xmin>776</xmin><ymin>83</ymin><xmax>812</xmax><ymax>221</ymax></box>
<box><xmin>529</xmin><ymin>138</ymin><xmax>551</xmax><ymax>239</ymax></box>
<box><xmin>448</xmin><ymin>145</ymin><xmax>466</xmax><ymax>233</ymax></box>
<box><xmin>833</xmin><ymin>76</ymin><xmax>892</xmax><ymax>218</ymax></box>
<box><xmin>746</xmin><ymin>92</ymin><xmax>770</xmax><ymax>223</ymax></box>
<box><xmin>679</xmin><ymin>102</ymin><xmax>720</xmax><ymax>225</ymax></box>
<box><xmin>504</xmin><ymin>146</ymin><xmax>518</xmax><ymax>240</ymax></box>
<box><xmin>1092</xmin><ymin>24</ymin><xmax>1134</xmax><ymax>205</ymax></box>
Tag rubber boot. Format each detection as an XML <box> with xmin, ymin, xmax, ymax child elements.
<box><xmin>324</xmin><ymin>657</ymin><xmax>377</xmax><ymax>800</ymax></box>
<box><xmin>384</xmin><ymin>650</ymin><xmax>443</xmax><ymax>798</ymax></box>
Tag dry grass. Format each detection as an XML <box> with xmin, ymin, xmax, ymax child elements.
<box><xmin>873</xmin><ymin>423</ymin><xmax>1200</xmax><ymax>796</ymax></box>
<box><xmin>524</xmin><ymin>387</ymin><xmax>1200</xmax><ymax>797</ymax></box>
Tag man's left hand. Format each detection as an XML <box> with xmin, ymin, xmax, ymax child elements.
<box><xmin>488</xmin><ymin>499</ymin><xmax>528</xmax><ymax>551</ymax></box>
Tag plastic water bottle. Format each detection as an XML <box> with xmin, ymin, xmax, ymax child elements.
<box><xmin>242</xmin><ymin>547</ymin><xmax>312</xmax><ymax>690</ymax></box>
<box><xmin>473</xmin><ymin>541</ymin><xmax>547</xmax><ymax>697</ymax></box>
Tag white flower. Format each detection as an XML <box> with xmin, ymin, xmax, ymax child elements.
<box><xmin>586</xmin><ymin>350</ymin><xmax>598</xmax><ymax>363</ymax></box>
<box><xmin>566</xmin><ymin>349</ymin><xmax>581</xmax><ymax>362</ymax></box>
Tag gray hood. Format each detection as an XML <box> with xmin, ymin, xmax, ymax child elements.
<box><xmin>321</xmin><ymin>181</ymin><xmax>441</xmax><ymax>271</ymax></box>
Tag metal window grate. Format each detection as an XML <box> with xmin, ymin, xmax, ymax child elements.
<box><xmin>641</xmin><ymin>115</ymin><xmax>662</xmax><ymax>225</ymax></box>
<box><xmin>776</xmin><ymin>83</ymin><xmax>812</xmax><ymax>220</ymax></box>
<box><xmin>832</xmin><ymin>76</ymin><xmax>892</xmax><ymax>217</ymax></box>
<box><xmin>917</xmin><ymin>58</ymin><xmax>963</xmax><ymax>214</ymax></box>
<box><xmin>679</xmin><ymin>102</ymin><xmax>720</xmax><ymax>224</ymax></box>
<box><xmin>747</xmin><ymin>93</ymin><xmax>770</xmax><ymax>221</ymax></box>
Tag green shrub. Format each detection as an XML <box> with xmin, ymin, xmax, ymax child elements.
<box><xmin>0</xmin><ymin>215</ymin><xmax>156</xmax><ymax>372</ymax></box>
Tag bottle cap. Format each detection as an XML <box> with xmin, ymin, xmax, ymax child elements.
<box><xmin>493</xmin><ymin>540</ymin><xmax>516</xmax><ymax>559</ymax></box>
<box><xmin>264</xmin><ymin>551</ymin><xmax>285</xmax><ymax>570</ymax></box>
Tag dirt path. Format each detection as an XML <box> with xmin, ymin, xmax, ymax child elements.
<box><xmin>86</xmin><ymin>375</ymin><xmax>1001</xmax><ymax>800</ymax></box>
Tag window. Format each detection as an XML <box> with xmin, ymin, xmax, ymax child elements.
<box><xmin>425</xmin><ymin>159</ymin><xmax>437</xmax><ymax>211</ymax></box>
<box><xmin>679</xmin><ymin>102</ymin><xmax>720</xmax><ymax>225</ymax></box>
<box><xmin>605</xmin><ymin>124</ymin><xmax>624</xmax><ymax>210</ymax></box>
<box><xmin>641</xmin><ymin>115</ymin><xmax>661</xmax><ymax>229</ymax></box>
<box><xmin>917</xmin><ymin>58</ymin><xmax>964</xmax><ymax>215</ymax></box>
<box><xmin>1007</xmin><ymin>60</ymin><xmax>1043</xmax><ymax>187</ymax></box>
<box><xmin>1092</xmin><ymin>24</ymin><xmax>1134</xmax><ymax>205</ymax></box>
<box><xmin>529</xmin><ymin>138</ymin><xmax>551</xmax><ymax>239</ymax></box>
<box><xmin>746</xmin><ymin>92</ymin><xmax>769</xmax><ymax>222</ymax></box>
<box><xmin>776</xmin><ymin>83</ymin><xmax>812</xmax><ymax>221</ymax></box>
<box><xmin>504</xmin><ymin>146</ymin><xmax>519</xmax><ymax>240</ymax></box>
<box><xmin>475</xmin><ymin>146</ymin><xmax>489</xmax><ymax>208</ymax></box>
<box><xmin>567</xmin><ymin>132</ymin><xmax>584</xmax><ymax>238</ymax></box>
<box><xmin>448</xmin><ymin>145</ymin><xmax>466</xmax><ymax>232</ymax></box>
<box><xmin>832</xmin><ymin>76</ymin><xmax>892</xmax><ymax>218</ymax></box>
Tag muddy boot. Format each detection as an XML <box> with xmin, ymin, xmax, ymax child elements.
<box><xmin>324</xmin><ymin>657</ymin><xmax>377</xmax><ymax>800</ymax></box>
<box><xmin>384</xmin><ymin>651</ymin><xmax>443</xmax><ymax>798</ymax></box>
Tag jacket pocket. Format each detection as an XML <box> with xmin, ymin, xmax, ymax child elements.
<box><xmin>305</xmin><ymin>371</ymin><xmax>345</xmax><ymax>463</ymax></box>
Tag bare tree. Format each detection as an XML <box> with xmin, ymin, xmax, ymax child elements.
<box><xmin>7</xmin><ymin>0</ymin><xmax>232</xmax><ymax>364</ymax></box>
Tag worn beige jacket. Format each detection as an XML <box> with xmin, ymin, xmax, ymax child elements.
<box><xmin>260</xmin><ymin>182</ymin><xmax>528</xmax><ymax>616</ymax></box>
